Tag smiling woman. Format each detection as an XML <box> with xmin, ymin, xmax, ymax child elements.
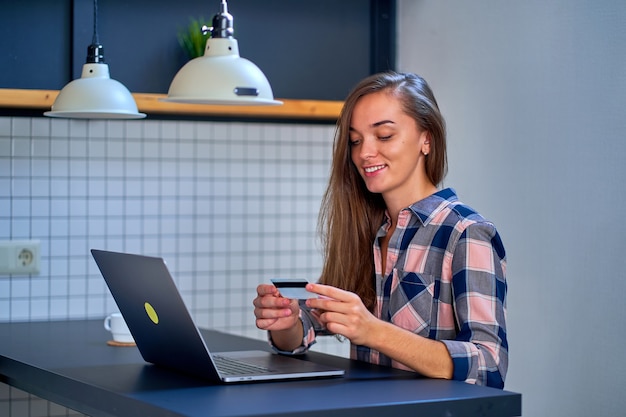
<box><xmin>253</xmin><ymin>71</ymin><xmax>509</xmax><ymax>389</ymax></box>
<box><xmin>348</xmin><ymin>91</ymin><xmax>437</xmax><ymax>201</ymax></box>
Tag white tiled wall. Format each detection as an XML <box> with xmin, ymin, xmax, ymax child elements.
<box><xmin>0</xmin><ymin>115</ymin><xmax>350</xmax><ymax>416</ymax></box>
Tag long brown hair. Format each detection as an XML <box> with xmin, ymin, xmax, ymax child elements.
<box><xmin>317</xmin><ymin>72</ymin><xmax>447</xmax><ymax>311</ymax></box>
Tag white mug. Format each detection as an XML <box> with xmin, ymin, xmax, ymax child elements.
<box><xmin>104</xmin><ymin>312</ymin><xmax>134</xmax><ymax>343</ymax></box>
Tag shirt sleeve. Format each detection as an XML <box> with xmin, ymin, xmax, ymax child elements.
<box><xmin>442</xmin><ymin>221</ymin><xmax>509</xmax><ymax>388</ymax></box>
<box><xmin>267</xmin><ymin>300</ymin><xmax>328</xmax><ymax>355</ymax></box>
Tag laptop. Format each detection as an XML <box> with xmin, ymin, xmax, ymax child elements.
<box><xmin>91</xmin><ymin>249</ymin><xmax>345</xmax><ymax>383</ymax></box>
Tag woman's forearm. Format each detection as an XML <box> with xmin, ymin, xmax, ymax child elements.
<box><xmin>369</xmin><ymin>320</ymin><xmax>453</xmax><ymax>380</ymax></box>
<box><xmin>269</xmin><ymin>319</ymin><xmax>304</xmax><ymax>352</ymax></box>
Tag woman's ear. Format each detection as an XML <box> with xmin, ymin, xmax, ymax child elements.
<box><xmin>421</xmin><ymin>131</ymin><xmax>431</xmax><ymax>156</ymax></box>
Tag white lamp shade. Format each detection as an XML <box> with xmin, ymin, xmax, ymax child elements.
<box><xmin>162</xmin><ymin>37</ymin><xmax>282</xmax><ymax>106</ymax></box>
<box><xmin>45</xmin><ymin>63</ymin><xmax>146</xmax><ymax>119</ymax></box>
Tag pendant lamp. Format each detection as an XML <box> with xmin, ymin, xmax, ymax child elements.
<box><xmin>162</xmin><ymin>0</ymin><xmax>282</xmax><ymax>106</ymax></box>
<box><xmin>45</xmin><ymin>0</ymin><xmax>145</xmax><ymax>119</ymax></box>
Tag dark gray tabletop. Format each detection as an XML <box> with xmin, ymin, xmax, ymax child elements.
<box><xmin>0</xmin><ymin>320</ymin><xmax>521</xmax><ymax>417</ymax></box>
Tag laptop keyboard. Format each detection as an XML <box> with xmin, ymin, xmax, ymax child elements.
<box><xmin>213</xmin><ymin>355</ymin><xmax>274</xmax><ymax>376</ymax></box>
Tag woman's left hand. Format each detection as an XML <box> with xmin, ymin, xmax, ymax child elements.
<box><xmin>305</xmin><ymin>283</ymin><xmax>378</xmax><ymax>346</ymax></box>
<box><xmin>307</xmin><ymin>283</ymin><xmax>454</xmax><ymax>380</ymax></box>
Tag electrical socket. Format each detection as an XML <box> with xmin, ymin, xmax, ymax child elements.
<box><xmin>0</xmin><ymin>240</ymin><xmax>41</xmax><ymax>276</ymax></box>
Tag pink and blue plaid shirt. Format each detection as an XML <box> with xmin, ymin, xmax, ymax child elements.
<box><xmin>273</xmin><ymin>188</ymin><xmax>508</xmax><ymax>388</ymax></box>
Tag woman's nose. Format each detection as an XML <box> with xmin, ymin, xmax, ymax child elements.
<box><xmin>358</xmin><ymin>137</ymin><xmax>378</xmax><ymax>160</ymax></box>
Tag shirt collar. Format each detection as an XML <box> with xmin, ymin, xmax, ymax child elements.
<box><xmin>407</xmin><ymin>188</ymin><xmax>458</xmax><ymax>226</ymax></box>
<box><xmin>381</xmin><ymin>188</ymin><xmax>459</xmax><ymax>229</ymax></box>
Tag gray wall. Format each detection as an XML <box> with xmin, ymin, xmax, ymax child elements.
<box><xmin>397</xmin><ymin>1</ymin><xmax>626</xmax><ymax>416</ymax></box>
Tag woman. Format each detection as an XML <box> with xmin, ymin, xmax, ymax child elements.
<box><xmin>253</xmin><ymin>72</ymin><xmax>508</xmax><ymax>388</ymax></box>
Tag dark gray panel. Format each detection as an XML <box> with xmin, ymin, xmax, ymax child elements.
<box><xmin>90</xmin><ymin>0</ymin><xmax>372</xmax><ymax>100</ymax></box>
<box><xmin>1</xmin><ymin>0</ymin><xmax>393</xmax><ymax>100</ymax></box>
<box><xmin>0</xmin><ymin>0</ymin><xmax>72</xmax><ymax>89</ymax></box>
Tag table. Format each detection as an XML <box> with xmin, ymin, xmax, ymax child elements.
<box><xmin>0</xmin><ymin>320</ymin><xmax>521</xmax><ymax>417</ymax></box>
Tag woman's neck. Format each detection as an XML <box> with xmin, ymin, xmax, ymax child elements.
<box><xmin>384</xmin><ymin>183</ymin><xmax>438</xmax><ymax>227</ymax></box>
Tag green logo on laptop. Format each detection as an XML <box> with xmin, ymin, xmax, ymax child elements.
<box><xmin>144</xmin><ymin>302</ymin><xmax>159</xmax><ymax>324</ymax></box>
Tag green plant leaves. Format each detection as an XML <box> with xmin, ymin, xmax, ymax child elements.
<box><xmin>177</xmin><ymin>17</ymin><xmax>211</xmax><ymax>59</ymax></box>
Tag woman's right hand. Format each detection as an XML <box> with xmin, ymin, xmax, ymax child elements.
<box><xmin>253</xmin><ymin>284</ymin><xmax>301</xmax><ymax>331</ymax></box>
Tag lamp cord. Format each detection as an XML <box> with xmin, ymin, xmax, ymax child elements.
<box><xmin>92</xmin><ymin>0</ymin><xmax>100</xmax><ymax>45</ymax></box>
<box><xmin>86</xmin><ymin>0</ymin><xmax>104</xmax><ymax>63</ymax></box>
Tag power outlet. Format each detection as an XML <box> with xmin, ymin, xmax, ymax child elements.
<box><xmin>0</xmin><ymin>240</ymin><xmax>41</xmax><ymax>275</ymax></box>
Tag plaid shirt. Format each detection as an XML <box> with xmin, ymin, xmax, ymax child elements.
<box><xmin>273</xmin><ymin>188</ymin><xmax>508</xmax><ymax>388</ymax></box>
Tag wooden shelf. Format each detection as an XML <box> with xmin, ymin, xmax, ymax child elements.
<box><xmin>0</xmin><ymin>89</ymin><xmax>343</xmax><ymax>121</ymax></box>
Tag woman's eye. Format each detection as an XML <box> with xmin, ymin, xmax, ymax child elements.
<box><xmin>378</xmin><ymin>135</ymin><xmax>392</xmax><ymax>141</ymax></box>
<box><xmin>349</xmin><ymin>138</ymin><xmax>361</xmax><ymax>146</ymax></box>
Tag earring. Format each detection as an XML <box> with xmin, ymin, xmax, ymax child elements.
<box><xmin>423</xmin><ymin>151</ymin><xmax>429</xmax><ymax>156</ymax></box>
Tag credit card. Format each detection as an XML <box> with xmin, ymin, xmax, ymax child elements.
<box><xmin>271</xmin><ymin>278</ymin><xmax>318</xmax><ymax>299</ymax></box>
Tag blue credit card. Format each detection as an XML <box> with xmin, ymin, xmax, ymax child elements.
<box><xmin>271</xmin><ymin>278</ymin><xmax>318</xmax><ymax>299</ymax></box>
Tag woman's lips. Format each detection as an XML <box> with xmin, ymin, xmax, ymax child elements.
<box><xmin>363</xmin><ymin>164</ymin><xmax>386</xmax><ymax>176</ymax></box>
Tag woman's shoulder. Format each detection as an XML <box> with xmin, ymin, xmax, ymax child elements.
<box><xmin>414</xmin><ymin>188</ymin><xmax>498</xmax><ymax>230</ymax></box>
<box><xmin>424</xmin><ymin>189</ymin><xmax>506</xmax><ymax>259</ymax></box>
<box><xmin>435</xmin><ymin>189</ymin><xmax>498</xmax><ymax>231</ymax></box>
<box><xmin>448</xmin><ymin>200</ymin><xmax>485</xmax><ymax>223</ymax></box>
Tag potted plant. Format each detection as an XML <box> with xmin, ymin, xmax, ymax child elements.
<box><xmin>177</xmin><ymin>17</ymin><xmax>211</xmax><ymax>59</ymax></box>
